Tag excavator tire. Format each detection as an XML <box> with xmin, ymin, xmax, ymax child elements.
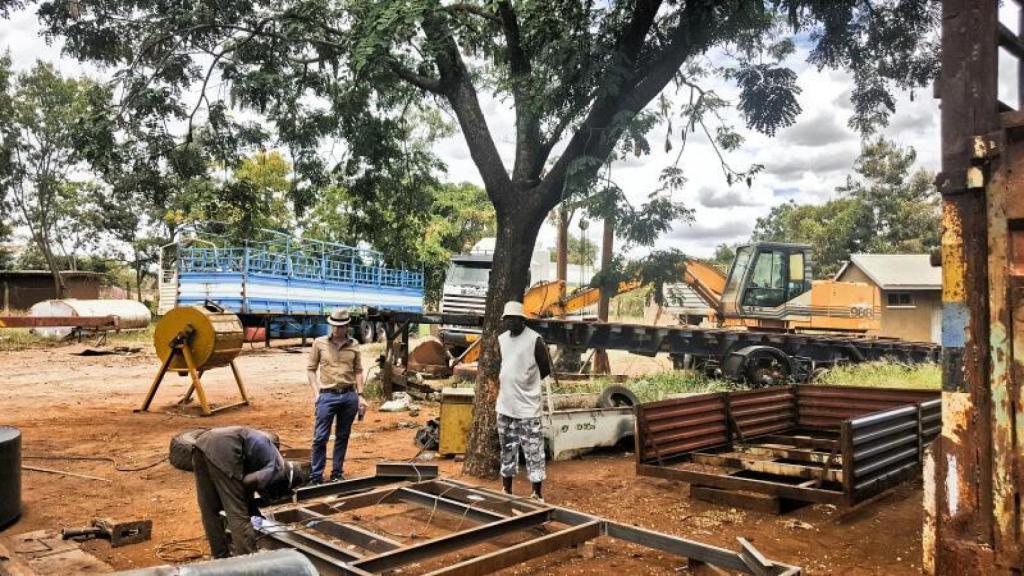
<box><xmin>598</xmin><ymin>384</ymin><xmax>639</xmax><ymax>408</ymax></box>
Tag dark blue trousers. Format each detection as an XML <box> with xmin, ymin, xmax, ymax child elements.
<box><xmin>311</xmin><ymin>390</ymin><xmax>358</xmax><ymax>482</ymax></box>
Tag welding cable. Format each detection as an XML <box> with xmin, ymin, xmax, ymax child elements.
<box><xmin>155</xmin><ymin>536</ymin><xmax>206</xmax><ymax>562</ymax></box>
<box><xmin>22</xmin><ymin>453</ymin><xmax>169</xmax><ymax>472</ymax></box>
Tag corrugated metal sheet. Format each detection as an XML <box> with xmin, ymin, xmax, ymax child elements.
<box><xmin>797</xmin><ymin>385</ymin><xmax>939</xmax><ymax>429</ymax></box>
<box><xmin>636</xmin><ymin>395</ymin><xmax>729</xmax><ymax>462</ymax></box>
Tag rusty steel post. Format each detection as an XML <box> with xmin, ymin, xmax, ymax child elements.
<box><xmin>931</xmin><ymin>0</ymin><xmax>1024</xmax><ymax>573</ymax></box>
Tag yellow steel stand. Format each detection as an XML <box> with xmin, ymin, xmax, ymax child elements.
<box><xmin>137</xmin><ymin>327</ymin><xmax>249</xmax><ymax>416</ymax></box>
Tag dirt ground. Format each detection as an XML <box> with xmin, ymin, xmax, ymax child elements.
<box><xmin>0</xmin><ymin>340</ymin><xmax>927</xmax><ymax>575</ymax></box>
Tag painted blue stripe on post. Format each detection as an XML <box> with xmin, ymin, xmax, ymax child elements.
<box><xmin>941</xmin><ymin>302</ymin><xmax>969</xmax><ymax>348</ymax></box>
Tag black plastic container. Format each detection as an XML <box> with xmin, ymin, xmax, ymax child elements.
<box><xmin>0</xmin><ymin>426</ymin><xmax>21</xmax><ymax>529</ymax></box>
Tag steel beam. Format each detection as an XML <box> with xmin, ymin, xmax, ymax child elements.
<box><xmin>291</xmin><ymin>507</ymin><xmax>401</xmax><ymax>553</ymax></box>
<box><xmin>394</xmin><ymin>487</ymin><xmax>507</xmax><ymax>524</ymax></box>
<box><xmin>419</xmin><ymin>521</ymin><xmax>601</xmax><ymax>576</ymax></box>
<box><xmin>351</xmin><ymin>509</ymin><xmax>552</xmax><ymax>573</ymax></box>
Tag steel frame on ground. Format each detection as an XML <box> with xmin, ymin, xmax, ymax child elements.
<box><xmin>256</xmin><ymin>466</ymin><xmax>800</xmax><ymax>575</ymax></box>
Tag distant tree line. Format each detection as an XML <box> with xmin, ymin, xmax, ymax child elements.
<box><xmin>0</xmin><ymin>58</ymin><xmax>494</xmax><ymax>305</ymax></box>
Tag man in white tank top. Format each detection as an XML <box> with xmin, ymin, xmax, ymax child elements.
<box><xmin>496</xmin><ymin>301</ymin><xmax>553</xmax><ymax>501</ymax></box>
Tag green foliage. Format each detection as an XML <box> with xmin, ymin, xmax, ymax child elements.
<box><xmin>752</xmin><ymin>138</ymin><xmax>939</xmax><ymax>276</ymax></box>
<box><xmin>712</xmin><ymin>243</ymin><xmax>737</xmax><ymax>269</ymax></box>
<box><xmin>0</xmin><ymin>58</ymin><xmax>114</xmax><ymax>285</ymax></box>
<box><xmin>554</xmin><ymin>371</ymin><xmax>732</xmax><ymax>403</ymax></box>
<box><xmin>592</xmin><ymin>249</ymin><xmax>689</xmax><ymax>307</ymax></box>
<box><xmin>22</xmin><ymin>0</ymin><xmax>940</xmax><ymax>260</ymax></box>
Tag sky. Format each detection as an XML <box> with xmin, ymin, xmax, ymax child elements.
<box><xmin>0</xmin><ymin>7</ymin><xmax>956</xmax><ymax>260</ymax></box>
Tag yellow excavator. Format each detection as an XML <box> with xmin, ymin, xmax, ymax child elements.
<box><xmin>668</xmin><ymin>242</ymin><xmax>880</xmax><ymax>333</ymax></box>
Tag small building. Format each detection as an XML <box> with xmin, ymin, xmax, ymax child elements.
<box><xmin>834</xmin><ymin>254</ymin><xmax>942</xmax><ymax>343</ymax></box>
<box><xmin>0</xmin><ymin>270</ymin><xmax>104</xmax><ymax>311</ymax></box>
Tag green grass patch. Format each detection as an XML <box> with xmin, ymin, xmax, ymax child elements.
<box><xmin>553</xmin><ymin>370</ymin><xmax>734</xmax><ymax>403</ymax></box>
<box><xmin>814</xmin><ymin>361</ymin><xmax>941</xmax><ymax>390</ymax></box>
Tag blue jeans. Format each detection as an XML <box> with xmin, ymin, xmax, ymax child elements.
<box><xmin>311</xmin><ymin>390</ymin><xmax>359</xmax><ymax>482</ymax></box>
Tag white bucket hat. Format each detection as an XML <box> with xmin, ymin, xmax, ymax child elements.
<box><xmin>502</xmin><ymin>301</ymin><xmax>526</xmax><ymax>318</ymax></box>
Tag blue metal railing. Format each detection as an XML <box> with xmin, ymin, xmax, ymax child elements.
<box><xmin>178</xmin><ymin>245</ymin><xmax>423</xmax><ymax>290</ymax></box>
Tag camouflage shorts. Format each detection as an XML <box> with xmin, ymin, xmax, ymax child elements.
<box><xmin>497</xmin><ymin>414</ymin><xmax>545</xmax><ymax>483</ymax></box>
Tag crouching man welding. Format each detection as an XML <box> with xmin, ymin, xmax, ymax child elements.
<box><xmin>192</xmin><ymin>426</ymin><xmax>307</xmax><ymax>558</ymax></box>
<box><xmin>496</xmin><ymin>301</ymin><xmax>553</xmax><ymax>501</ymax></box>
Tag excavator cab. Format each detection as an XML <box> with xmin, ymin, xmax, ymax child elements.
<box><xmin>718</xmin><ymin>242</ymin><xmax>879</xmax><ymax>332</ymax></box>
<box><xmin>725</xmin><ymin>243</ymin><xmax>811</xmax><ymax>309</ymax></box>
<box><xmin>720</xmin><ymin>242</ymin><xmax>814</xmax><ymax>328</ymax></box>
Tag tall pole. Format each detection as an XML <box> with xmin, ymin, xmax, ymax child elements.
<box><xmin>593</xmin><ymin>216</ymin><xmax>613</xmax><ymax>374</ymax></box>
<box><xmin>927</xmin><ymin>1</ymin><xmax>1013</xmax><ymax>573</ymax></box>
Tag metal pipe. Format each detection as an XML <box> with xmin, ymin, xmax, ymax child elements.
<box><xmin>110</xmin><ymin>549</ymin><xmax>317</xmax><ymax>576</ymax></box>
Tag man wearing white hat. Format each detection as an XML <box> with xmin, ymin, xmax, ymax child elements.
<box><xmin>306</xmin><ymin>309</ymin><xmax>367</xmax><ymax>484</ymax></box>
<box><xmin>496</xmin><ymin>300</ymin><xmax>553</xmax><ymax>501</ymax></box>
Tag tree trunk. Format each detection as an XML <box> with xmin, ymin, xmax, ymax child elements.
<box><xmin>462</xmin><ymin>202</ymin><xmax>546</xmax><ymax>478</ymax></box>
<box><xmin>556</xmin><ymin>208</ymin><xmax>568</xmax><ymax>287</ymax></box>
<box><xmin>593</xmin><ymin>216</ymin><xmax>614</xmax><ymax>374</ymax></box>
<box><xmin>36</xmin><ymin>231</ymin><xmax>65</xmax><ymax>299</ymax></box>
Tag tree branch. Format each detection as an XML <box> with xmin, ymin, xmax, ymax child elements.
<box><xmin>421</xmin><ymin>7</ymin><xmax>511</xmax><ymax>202</ymax></box>
<box><xmin>444</xmin><ymin>3</ymin><xmax>500</xmax><ymax>22</ymax></box>
<box><xmin>496</xmin><ymin>1</ymin><xmax>543</xmax><ymax>184</ymax></box>
<box><xmin>536</xmin><ymin>0</ymin><xmax>671</xmax><ymax>206</ymax></box>
<box><xmin>387</xmin><ymin>60</ymin><xmax>444</xmax><ymax>94</ymax></box>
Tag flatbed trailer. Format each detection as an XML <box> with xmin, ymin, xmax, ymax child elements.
<box><xmin>159</xmin><ymin>234</ymin><xmax>424</xmax><ymax>344</ymax></box>
<box><xmin>370</xmin><ymin>310</ymin><xmax>939</xmax><ymax>386</ymax></box>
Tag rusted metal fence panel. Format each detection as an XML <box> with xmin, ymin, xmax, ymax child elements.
<box><xmin>636</xmin><ymin>386</ymin><xmax>941</xmax><ymax>507</ymax></box>
<box><xmin>727</xmin><ymin>386</ymin><xmax>798</xmax><ymax>438</ymax></box>
<box><xmin>847</xmin><ymin>406</ymin><xmax>926</xmax><ymax>502</ymax></box>
<box><xmin>797</xmin><ymin>386</ymin><xmax>938</xmax><ymax>429</ymax></box>
<box><xmin>635</xmin><ymin>394</ymin><xmax>729</xmax><ymax>463</ymax></box>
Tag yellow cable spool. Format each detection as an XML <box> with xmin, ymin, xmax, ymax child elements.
<box><xmin>153</xmin><ymin>304</ymin><xmax>244</xmax><ymax>371</ymax></box>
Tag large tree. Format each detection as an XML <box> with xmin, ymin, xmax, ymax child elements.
<box><xmin>0</xmin><ymin>57</ymin><xmax>113</xmax><ymax>296</ymax></box>
<box><xmin>22</xmin><ymin>0</ymin><xmax>938</xmax><ymax>475</ymax></box>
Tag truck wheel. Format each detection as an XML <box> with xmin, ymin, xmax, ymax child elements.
<box><xmin>598</xmin><ymin>384</ymin><xmax>638</xmax><ymax>408</ymax></box>
<box><xmin>356</xmin><ymin>319</ymin><xmax>373</xmax><ymax>344</ymax></box>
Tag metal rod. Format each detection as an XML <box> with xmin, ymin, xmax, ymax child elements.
<box><xmin>22</xmin><ymin>465</ymin><xmax>110</xmax><ymax>482</ymax></box>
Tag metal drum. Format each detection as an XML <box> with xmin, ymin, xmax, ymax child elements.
<box><xmin>0</xmin><ymin>426</ymin><xmax>21</xmax><ymax>529</ymax></box>
<box><xmin>154</xmin><ymin>304</ymin><xmax>244</xmax><ymax>371</ymax></box>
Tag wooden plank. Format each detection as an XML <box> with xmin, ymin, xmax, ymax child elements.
<box><xmin>691</xmin><ymin>485</ymin><xmax>782</xmax><ymax>515</ymax></box>
<box><xmin>691</xmin><ymin>453</ymin><xmax>843</xmax><ymax>483</ymax></box>
<box><xmin>421</xmin><ymin>521</ymin><xmax>601</xmax><ymax>576</ymax></box>
<box><xmin>733</xmin><ymin>444</ymin><xmax>840</xmax><ymax>465</ymax></box>
<box><xmin>637</xmin><ymin>463</ymin><xmax>845</xmax><ymax>505</ymax></box>
<box><xmin>759</xmin><ymin>434</ymin><xmax>839</xmax><ymax>451</ymax></box>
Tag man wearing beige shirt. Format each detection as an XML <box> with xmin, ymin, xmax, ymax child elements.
<box><xmin>306</xmin><ymin>309</ymin><xmax>368</xmax><ymax>484</ymax></box>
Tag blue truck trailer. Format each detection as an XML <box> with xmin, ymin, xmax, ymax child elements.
<box><xmin>158</xmin><ymin>233</ymin><xmax>424</xmax><ymax>342</ymax></box>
